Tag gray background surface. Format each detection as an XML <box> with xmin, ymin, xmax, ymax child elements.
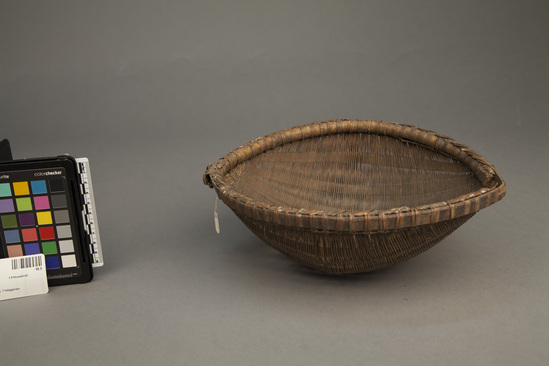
<box><xmin>1</xmin><ymin>1</ymin><xmax>548</xmax><ymax>365</ymax></box>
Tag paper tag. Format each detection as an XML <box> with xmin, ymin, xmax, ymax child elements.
<box><xmin>0</xmin><ymin>254</ymin><xmax>49</xmax><ymax>301</ymax></box>
<box><xmin>214</xmin><ymin>196</ymin><xmax>220</xmax><ymax>234</ymax></box>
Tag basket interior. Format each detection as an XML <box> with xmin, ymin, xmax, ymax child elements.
<box><xmin>223</xmin><ymin>133</ymin><xmax>483</xmax><ymax>212</ymax></box>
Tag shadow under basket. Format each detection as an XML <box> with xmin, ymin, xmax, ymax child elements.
<box><xmin>204</xmin><ymin>119</ymin><xmax>506</xmax><ymax>274</ymax></box>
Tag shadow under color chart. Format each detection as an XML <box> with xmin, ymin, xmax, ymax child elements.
<box><xmin>0</xmin><ymin>163</ymin><xmax>90</xmax><ymax>284</ymax></box>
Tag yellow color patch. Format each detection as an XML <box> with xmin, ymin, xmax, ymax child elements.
<box><xmin>13</xmin><ymin>182</ymin><xmax>30</xmax><ymax>196</ymax></box>
<box><xmin>36</xmin><ymin>211</ymin><xmax>53</xmax><ymax>226</ymax></box>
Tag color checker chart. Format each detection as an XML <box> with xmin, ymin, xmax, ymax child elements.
<box><xmin>0</xmin><ymin>157</ymin><xmax>94</xmax><ymax>285</ymax></box>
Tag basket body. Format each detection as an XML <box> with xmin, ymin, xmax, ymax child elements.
<box><xmin>204</xmin><ymin>119</ymin><xmax>505</xmax><ymax>274</ymax></box>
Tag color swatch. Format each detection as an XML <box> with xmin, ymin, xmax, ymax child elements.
<box><xmin>0</xmin><ymin>155</ymin><xmax>100</xmax><ymax>285</ymax></box>
<box><xmin>0</xmin><ymin>169</ymin><xmax>82</xmax><ymax>277</ymax></box>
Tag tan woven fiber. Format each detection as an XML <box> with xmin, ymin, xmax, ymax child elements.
<box><xmin>204</xmin><ymin>119</ymin><xmax>506</xmax><ymax>274</ymax></box>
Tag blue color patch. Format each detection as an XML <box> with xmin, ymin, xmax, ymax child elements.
<box><xmin>24</xmin><ymin>243</ymin><xmax>40</xmax><ymax>255</ymax></box>
<box><xmin>4</xmin><ymin>229</ymin><xmax>20</xmax><ymax>243</ymax></box>
<box><xmin>45</xmin><ymin>256</ymin><xmax>60</xmax><ymax>269</ymax></box>
<box><xmin>31</xmin><ymin>180</ymin><xmax>48</xmax><ymax>194</ymax></box>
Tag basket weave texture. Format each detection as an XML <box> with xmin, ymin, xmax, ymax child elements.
<box><xmin>204</xmin><ymin>119</ymin><xmax>505</xmax><ymax>274</ymax></box>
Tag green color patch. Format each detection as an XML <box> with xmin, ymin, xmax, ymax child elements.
<box><xmin>1</xmin><ymin>214</ymin><xmax>17</xmax><ymax>228</ymax></box>
<box><xmin>41</xmin><ymin>241</ymin><xmax>58</xmax><ymax>255</ymax></box>
<box><xmin>16</xmin><ymin>197</ymin><xmax>32</xmax><ymax>211</ymax></box>
<box><xmin>0</xmin><ymin>183</ymin><xmax>11</xmax><ymax>197</ymax></box>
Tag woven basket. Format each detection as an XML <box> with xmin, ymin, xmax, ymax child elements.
<box><xmin>203</xmin><ymin>119</ymin><xmax>505</xmax><ymax>274</ymax></box>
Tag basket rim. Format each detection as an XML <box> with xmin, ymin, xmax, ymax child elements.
<box><xmin>204</xmin><ymin>119</ymin><xmax>506</xmax><ymax>232</ymax></box>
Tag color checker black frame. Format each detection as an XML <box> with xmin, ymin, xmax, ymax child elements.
<box><xmin>0</xmin><ymin>155</ymin><xmax>93</xmax><ymax>285</ymax></box>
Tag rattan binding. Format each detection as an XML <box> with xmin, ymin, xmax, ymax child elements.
<box><xmin>204</xmin><ymin>119</ymin><xmax>506</xmax><ymax>274</ymax></box>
